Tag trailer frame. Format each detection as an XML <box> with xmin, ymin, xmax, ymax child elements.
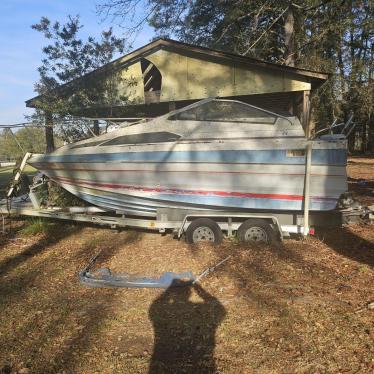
<box><xmin>1</xmin><ymin>190</ymin><xmax>322</xmax><ymax>240</ymax></box>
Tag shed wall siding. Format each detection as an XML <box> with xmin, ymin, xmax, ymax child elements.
<box><xmin>26</xmin><ymin>39</ymin><xmax>327</xmax><ymax>111</ymax></box>
<box><xmin>119</xmin><ymin>62</ymin><xmax>144</xmax><ymax>104</ymax></box>
<box><xmin>121</xmin><ymin>49</ymin><xmax>311</xmax><ymax>103</ymax></box>
<box><xmin>110</xmin><ymin>49</ymin><xmax>311</xmax><ymax>104</ymax></box>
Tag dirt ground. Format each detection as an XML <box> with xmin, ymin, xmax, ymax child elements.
<box><xmin>0</xmin><ymin>157</ymin><xmax>373</xmax><ymax>374</ymax></box>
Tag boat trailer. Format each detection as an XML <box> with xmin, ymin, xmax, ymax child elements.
<box><xmin>2</xmin><ymin>192</ymin><xmax>372</xmax><ymax>289</ymax></box>
<box><xmin>1</xmin><ymin>153</ymin><xmax>373</xmax><ymax>288</ymax></box>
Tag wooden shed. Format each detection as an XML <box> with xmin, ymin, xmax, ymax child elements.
<box><xmin>26</xmin><ymin>38</ymin><xmax>329</xmax><ymax>136</ymax></box>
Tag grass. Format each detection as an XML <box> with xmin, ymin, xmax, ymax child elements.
<box><xmin>0</xmin><ymin>157</ymin><xmax>372</xmax><ymax>373</ymax></box>
<box><xmin>0</xmin><ymin>224</ymin><xmax>373</xmax><ymax>373</ymax></box>
<box><xmin>20</xmin><ymin>218</ymin><xmax>57</xmax><ymax>235</ymax></box>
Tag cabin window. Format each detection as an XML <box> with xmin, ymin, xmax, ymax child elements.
<box><xmin>169</xmin><ymin>100</ymin><xmax>277</xmax><ymax>124</ymax></box>
<box><xmin>101</xmin><ymin>132</ymin><xmax>181</xmax><ymax>146</ymax></box>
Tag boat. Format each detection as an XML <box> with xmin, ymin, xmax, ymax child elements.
<box><xmin>28</xmin><ymin>98</ymin><xmax>348</xmax><ymax>217</ymax></box>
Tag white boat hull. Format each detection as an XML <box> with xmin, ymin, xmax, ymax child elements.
<box><xmin>28</xmin><ymin>99</ymin><xmax>348</xmax><ymax>216</ymax></box>
<box><xmin>29</xmin><ymin>142</ymin><xmax>347</xmax><ymax>216</ymax></box>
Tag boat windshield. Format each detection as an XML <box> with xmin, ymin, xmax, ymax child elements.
<box><xmin>168</xmin><ymin>100</ymin><xmax>277</xmax><ymax>124</ymax></box>
<box><xmin>70</xmin><ymin>132</ymin><xmax>181</xmax><ymax>148</ymax></box>
<box><xmin>100</xmin><ymin>132</ymin><xmax>181</xmax><ymax>146</ymax></box>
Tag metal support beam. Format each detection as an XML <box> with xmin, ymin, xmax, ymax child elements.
<box><xmin>303</xmin><ymin>142</ymin><xmax>312</xmax><ymax>236</ymax></box>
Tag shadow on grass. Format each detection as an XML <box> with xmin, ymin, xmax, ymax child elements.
<box><xmin>185</xmin><ymin>239</ymin><xmax>340</xmax><ymax>362</ymax></box>
<box><xmin>317</xmin><ymin>226</ymin><xmax>374</xmax><ymax>267</ymax></box>
<box><xmin>0</xmin><ymin>229</ymin><xmax>142</xmax><ymax>373</ymax></box>
<box><xmin>214</xmin><ymin>240</ymin><xmax>306</xmax><ymax>297</ymax></box>
<box><xmin>0</xmin><ymin>223</ymin><xmax>80</xmax><ymax>278</ymax></box>
<box><xmin>0</xmin><ymin>224</ymin><xmax>82</xmax><ymax>313</ymax></box>
<box><xmin>183</xmin><ymin>242</ymin><xmax>305</xmax><ymax>351</ymax></box>
<box><xmin>149</xmin><ymin>281</ymin><xmax>226</xmax><ymax>374</ymax></box>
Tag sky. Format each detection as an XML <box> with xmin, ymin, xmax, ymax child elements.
<box><xmin>0</xmin><ymin>0</ymin><xmax>155</xmax><ymax>126</ymax></box>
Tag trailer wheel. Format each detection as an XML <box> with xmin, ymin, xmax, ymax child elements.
<box><xmin>185</xmin><ymin>218</ymin><xmax>223</xmax><ymax>245</ymax></box>
<box><xmin>237</xmin><ymin>219</ymin><xmax>275</xmax><ymax>244</ymax></box>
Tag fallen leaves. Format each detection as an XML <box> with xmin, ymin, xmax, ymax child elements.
<box><xmin>0</xmin><ymin>158</ymin><xmax>373</xmax><ymax>373</ymax></box>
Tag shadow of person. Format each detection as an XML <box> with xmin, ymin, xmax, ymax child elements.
<box><xmin>149</xmin><ymin>281</ymin><xmax>226</xmax><ymax>374</ymax></box>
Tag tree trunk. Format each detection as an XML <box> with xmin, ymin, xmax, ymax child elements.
<box><xmin>284</xmin><ymin>5</ymin><xmax>295</xmax><ymax>66</ymax></box>
<box><xmin>45</xmin><ymin>111</ymin><xmax>55</xmax><ymax>154</ymax></box>
<box><xmin>337</xmin><ymin>37</ymin><xmax>345</xmax><ymax>93</ymax></box>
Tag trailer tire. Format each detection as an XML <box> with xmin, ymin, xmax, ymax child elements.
<box><xmin>185</xmin><ymin>218</ymin><xmax>223</xmax><ymax>245</ymax></box>
<box><xmin>237</xmin><ymin>219</ymin><xmax>275</xmax><ymax>244</ymax></box>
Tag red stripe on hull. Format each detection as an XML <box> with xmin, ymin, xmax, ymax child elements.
<box><xmin>52</xmin><ymin>176</ymin><xmax>335</xmax><ymax>201</ymax></box>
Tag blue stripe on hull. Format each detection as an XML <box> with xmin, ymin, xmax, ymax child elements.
<box><xmin>77</xmin><ymin>193</ymin><xmax>157</xmax><ymax>216</ymax></box>
<box><xmin>153</xmin><ymin>193</ymin><xmax>338</xmax><ymax>211</ymax></box>
<box><xmin>67</xmin><ymin>187</ymin><xmax>338</xmax><ymax>214</ymax></box>
<box><xmin>35</xmin><ymin>149</ymin><xmax>347</xmax><ymax>166</ymax></box>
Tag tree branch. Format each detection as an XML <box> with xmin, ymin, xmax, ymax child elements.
<box><xmin>242</xmin><ymin>6</ymin><xmax>289</xmax><ymax>55</ymax></box>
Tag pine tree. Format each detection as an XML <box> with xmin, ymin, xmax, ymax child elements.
<box><xmin>31</xmin><ymin>15</ymin><xmax>125</xmax><ymax>151</ymax></box>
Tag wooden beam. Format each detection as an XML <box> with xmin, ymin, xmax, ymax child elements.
<box><xmin>288</xmin><ymin>92</ymin><xmax>297</xmax><ymax>115</ymax></box>
<box><xmin>142</xmin><ymin>63</ymin><xmax>154</xmax><ymax>78</ymax></box>
<box><xmin>144</xmin><ymin>75</ymin><xmax>154</xmax><ymax>90</ymax></box>
<box><xmin>169</xmin><ymin>102</ymin><xmax>176</xmax><ymax>112</ymax></box>
<box><xmin>93</xmin><ymin>120</ymin><xmax>99</xmax><ymax>136</ymax></box>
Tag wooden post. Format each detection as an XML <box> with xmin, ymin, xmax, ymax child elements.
<box><xmin>302</xmin><ymin>90</ymin><xmax>312</xmax><ymax>237</ymax></box>
<box><xmin>93</xmin><ymin>120</ymin><xmax>100</xmax><ymax>136</ymax></box>
<box><xmin>288</xmin><ymin>92</ymin><xmax>296</xmax><ymax>115</ymax></box>
<box><xmin>45</xmin><ymin>111</ymin><xmax>55</xmax><ymax>154</ymax></box>
<box><xmin>169</xmin><ymin>102</ymin><xmax>176</xmax><ymax>112</ymax></box>
<box><xmin>302</xmin><ymin>90</ymin><xmax>311</xmax><ymax>138</ymax></box>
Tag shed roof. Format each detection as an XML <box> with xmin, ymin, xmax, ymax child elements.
<box><xmin>26</xmin><ymin>38</ymin><xmax>329</xmax><ymax>109</ymax></box>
